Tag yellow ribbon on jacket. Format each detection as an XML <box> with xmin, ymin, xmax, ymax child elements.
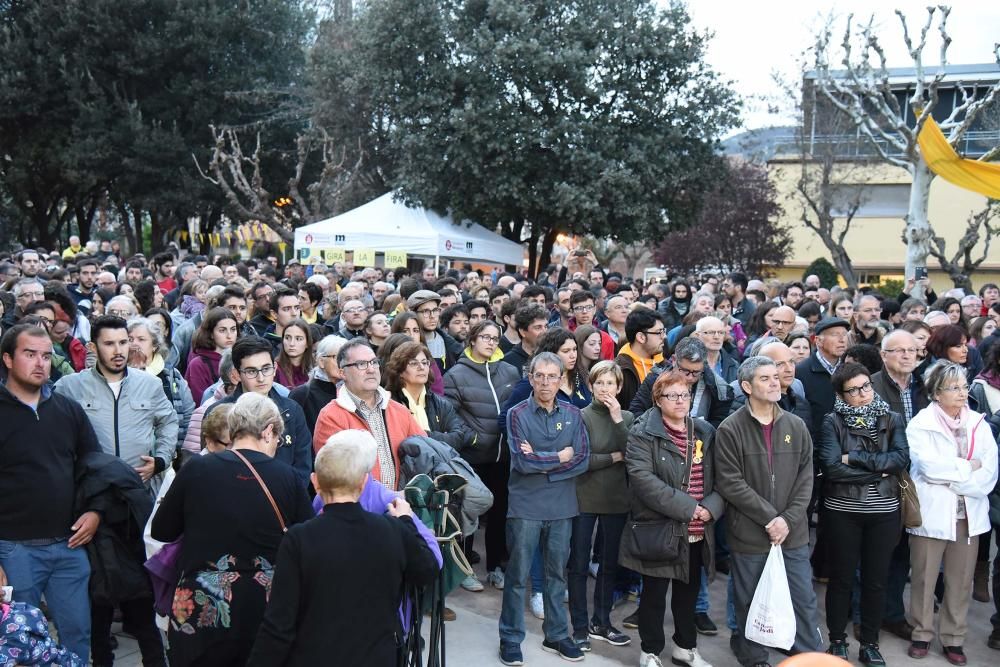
<box><xmin>917</xmin><ymin>116</ymin><xmax>1000</xmax><ymax>198</ymax></box>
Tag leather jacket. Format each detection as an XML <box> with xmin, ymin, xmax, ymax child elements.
<box><xmin>816</xmin><ymin>411</ymin><xmax>910</xmax><ymax>502</ymax></box>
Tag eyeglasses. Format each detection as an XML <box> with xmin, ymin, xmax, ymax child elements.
<box><xmin>342</xmin><ymin>307</ymin><xmax>368</xmax><ymax>315</ymax></box>
<box><xmin>771</xmin><ymin>319</ymin><xmax>795</xmax><ymax>327</ymax></box>
<box><xmin>477</xmin><ymin>334</ymin><xmax>500</xmax><ymax>343</ymax></box>
<box><xmin>407</xmin><ymin>359</ymin><xmax>431</xmax><ymax>368</ymax></box>
<box><xmin>942</xmin><ymin>384</ymin><xmax>970</xmax><ymax>393</ymax></box>
<box><xmin>643</xmin><ymin>328</ymin><xmax>666</xmax><ymax>337</ymax></box>
<box><xmin>417</xmin><ymin>308</ymin><xmax>441</xmax><ymax>316</ymax></box>
<box><xmin>239</xmin><ymin>365</ymin><xmax>275</xmax><ymax>379</ymax></box>
<box><xmin>658</xmin><ymin>392</ymin><xmax>691</xmax><ymax>402</ymax></box>
<box><xmin>842</xmin><ymin>381</ymin><xmax>874</xmax><ymax>397</ymax></box>
<box><xmin>677</xmin><ymin>367</ymin><xmax>703</xmax><ymax>379</ymax></box>
<box><xmin>572</xmin><ymin>304</ymin><xmax>595</xmax><ymax>313</ymax></box>
<box><xmin>701</xmin><ymin>330</ymin><xmax>727</xmax><ymax>337</ymax></box>
<box><xmin>342</xmin><ymin>359</ymin><xmax>379</xmax><ymax>371</ymax></box>
<box><xmin>531</xmin><ymin>373</ymin><xmax>561</xmax><ymax>384</ymax></box>
<box><xmin>108</xmin><ymin>309</ymin><xmax>133</xmax><ymax>319</ymax></box>
<box><xmin>884</xmin><ymin>347</ymin><xmax>918</xmax><ymax>355</ymax></box>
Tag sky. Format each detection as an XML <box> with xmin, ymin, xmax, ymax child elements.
<box><xmin>683</xmin><ymin>0</ymin><xmax>1000</xmax><ymax>131</ymax></box>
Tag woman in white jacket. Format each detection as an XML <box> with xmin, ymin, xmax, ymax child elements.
<box><xmin>906</xmin><ymin>360</ymin><xmax>998</xmax><ymax>664</ymax></box>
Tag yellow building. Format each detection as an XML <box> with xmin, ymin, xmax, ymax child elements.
<box><xmin>767</xmin><ymin>157</ymin><xmax>999</xmax><ymax>292</ymax></box>
<box><xmin>744</xmin><ymin>63</ymin><xmax>1000</xmax><ymax>293</ymax></box>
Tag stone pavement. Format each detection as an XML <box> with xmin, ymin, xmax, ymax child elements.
<box><xmin>112</xmin><ymin>551</ymin><xmax>1000</xmax><ymax>666</ymax></box>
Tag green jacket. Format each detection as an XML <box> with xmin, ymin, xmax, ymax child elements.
<box><xmin>577</xmin><ymin>402</ymin><xmax>633</xmax><ymax>515</ymax></box>
<box><xmin>714</xmin><ymin>404</ymin><xmax>813</xmax><ymax>555</ymax></box>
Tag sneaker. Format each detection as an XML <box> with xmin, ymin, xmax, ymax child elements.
<box><xmin>487</xmin><ymin>567</ymin><xmax>505</xmax><ymax>590</ymax></box>
<box><xmin>499</xmin><ymin>641</ymin><xmax>524</xmax><ymax>666</ymax></box>
<box><xmin>628</xmin><ymin>582</ymin><xmax>641</xmax><ymax>600</ymax></box>
<box><xmin>827</xmin><ymin>639</ymin><xmax>849</xmax><ymax>660</ymax></box>
<box><xmin>943</xmin><ymin>645</ymin><xmax>967</xmax><ymax>666</ymax></box>
<box><xmin>671</xmin><ymin>646</ymin><xmax>713</xmax><ymax>667</ymax></box>
<box><xmin>589</xmin><ymin>561</ymin><xmax>599</xmax><ymax>578</ymax></box>
<box><xmin>989</xmin><ymin>629</ymin><xmax>1000</xmax><ymax>649</ymax></box>
<box><xmin>460</xmin><ymin>574</ymin><xmax>484</xmax><ymax>592</ymax></box>
<box><xmin>907</xmin><ymin>640</ymin><xmax>929</xmax><ymax>659</ymax></box>
<box><xmin>530</xmin><ymin>592</ymin><xmax>545</xmax><ymax>619</ymax></box>
<box><xmin>622</xmin><ymin>609</ymin><xmax>639</xmax><ymax>629</ymax></box>
<box><xmin>589</xmin><ymin>623</ymin><xmax>631</xmax><ymax>646</ymax></box>
<box><xmin>640</xmin><ymin>653</ymin><xmax>664</xmax><ymax>667</ymax></box>
<box><xmin>694</xmin><ymin>612</ymin><xmax>718</xmax><ymax>635</ymax></box>
<box><xmin>541</xmin><ymin>637</ymin><xmax>584</xmax><ymax>662</ymax></box>
<box><xmin>859</xmin><ymin>643</ymin><xmax>886</xmax><ymax>667</ymax></box>
<box><xmin>574</xmin><ymin>634</ymin><xmax>592</xmax><ymax>652</ymax></box>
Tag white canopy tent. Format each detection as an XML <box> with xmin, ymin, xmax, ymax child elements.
<box><xmin>293</xmin><ymin>192</ymin><xmax>524</xmax><ymax>267</ymax></box>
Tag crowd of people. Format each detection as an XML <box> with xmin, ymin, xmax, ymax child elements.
<box><xmin>1</xmin><ymin>238</ymin><xmax>1000</xmax><ymax>667</ymax></box>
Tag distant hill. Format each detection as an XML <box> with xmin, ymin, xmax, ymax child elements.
<box><xmin>722</xmin><ymin>126</ymin><xmax>797</xmax><ymax>162</ymax></box>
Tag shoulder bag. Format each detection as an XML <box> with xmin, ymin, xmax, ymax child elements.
<box><xmin>231</xmin><ymin>449</ymin><xmax>288</xmax><ymax>533</ymax></box>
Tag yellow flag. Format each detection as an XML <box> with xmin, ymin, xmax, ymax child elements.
<box><xmin>323</xmin><ymin>248</ymin><xmax>346</xmax><ymax>264</ymax></box>
<box><xmin>353</xmin><ymin>248</ymin><xmax>375</xmax><ymax>267</ymax></box>
<box><xmin>277</xmin><ymin>242</ymin><xmax>287</xmax><ymax>255</ymax></box>
<box><xmin>385</xmin><ymin>250</ymin><xmax>408</xmax><ymax>267</ymax></box>
<box><xmin>180</xmin><ymin>230</ymin><xmax>189</xmax><ymax>242</ymax></box>
<box><xmin>918</xmin><ymin>117</ymin><xmax>1000</xmax><ymax>198</ymax></box>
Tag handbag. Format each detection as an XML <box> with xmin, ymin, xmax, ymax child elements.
<box><xmin>231</xmin><ymin>448</ymin><xmax>287</xmax><ymax>533</ymax></box>
<box><xmin>898</xmin><ymin>469</ymin><xmax>922</xmax><ymax>529</ymax></box>
<box><xmin>624</xmin><ymin>519</ymin><xmax>684</xmax><ymax>562</ymax></box>
<box><xmin>624</xmin><ymin>424</ymin><xmax>695</xmax><ymax>562</ymax></box>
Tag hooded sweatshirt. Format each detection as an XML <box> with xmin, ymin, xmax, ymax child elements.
<box><xmin>615</xmin><ymin>343</ymin><xmax>663</xmax><ymax>411</ymax></box>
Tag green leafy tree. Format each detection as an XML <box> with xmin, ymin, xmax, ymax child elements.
<box><xmin>803</xmin><ymin>257</ymin><xmax>839</xmax><ymax>289</ymax></box>
<box><xmin>347</xmin><ymin>0</ymin><xmax>738</xmax><ymax>274</ymax></box>
<box><xmin>0</xmin><ymin>0</ymin><xmax>313</xmax><ymax>251</ymax></box>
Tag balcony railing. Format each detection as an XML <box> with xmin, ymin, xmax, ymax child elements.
<box><xmin>770</xmin><ymin>129</ymin><xmax>1000</xmax><ymax>160</ymax></box>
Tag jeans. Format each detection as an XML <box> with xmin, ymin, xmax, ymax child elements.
<box><xmin>824</xmin><ymin>509</ymin><xmax>899</xmax><ymax>644</ymax></box>
<box><xmin>730</xmin><ymin>545</ymin><xmax>823</xmax><ymax>666</ymax></box>
<box><xmin>91</xmin><ymin>598</ymin><xmax>166</xmax><ymax>667</ymax></box>
<box><xmin>568</xmin><ymin>512</ymin><xmax>626</xmax><ymax>635</ymax></box>
<box><xmin>638</xmin><ymin>540</ymin><xmax>704</xmax><ymax>656</ymax></box>
<box><xmin>696</xmin><ymin>521</ymin><xmax>728</xmax><ymax>615</ymax></box>
<box><xmin>0</xmin><ymin>538</ymin><xmax>91</xmax><ymax>663</ymax></box>
<box><xmin>499</xmin><ymin>517</ymin><xmax>573</xmax><ymax>645</ymax></box>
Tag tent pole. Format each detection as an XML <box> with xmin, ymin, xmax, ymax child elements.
<box><xmin>435</xmin><ymin>252</ymin><xmax>440</xmax><ymax>273</ymax></box>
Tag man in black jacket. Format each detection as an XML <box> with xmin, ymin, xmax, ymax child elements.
<box><xmin>629</xmin><ymin>337</ymin><xmax>732</xmax><ymax>429</ymax></box>
<box><xmin>407</xmin><ymin>290</ymin><xmax>464</xmax><ymax>375</ymax></box>
<box><xmin>0</xmin><ymin>324</ymin><xmax>103</xmax><ymax>663</ymax></box>
<box><xmin>247</xmin><ymin>430</ymin><xmax>438</xmax><ymax>666</ymax></box>
<box><xmin>795</xmin><ymin>317</ymin><xmax>850</xmax><ymax>440</ymax></box>
<box><xmin>501</xmin><ymin>302</ymin><xmax>549</xmax><ymax>378</ymax></box>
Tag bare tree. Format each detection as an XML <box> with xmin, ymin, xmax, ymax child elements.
<box><xmin>927</xmin><ymin>201</ymin><xmax>1000</xmax><ymax>292</ymax></box>
<box><xmin>194</xmin><ymin>126</ymin><xmax>363</xmax><ymax>242</ymax></box>
<box><xmin>812</xmin><ymin>7</ymin><xmax>1000</xmax><ymax>279</ymax></box>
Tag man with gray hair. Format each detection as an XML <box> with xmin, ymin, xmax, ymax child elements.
<box><xmin>715</xmin><ymin>356</ymin><xmax>822</xmax><ymax>666</ymax></box>
<box><xmin>849</xmin><ymin>294</ymin><xmax>886</xmax><ymax>347</ymax></box>
<box><xmin>499</xmin><ymin>352</ymin><xmax>591</xmax><ymax>665</ymax></box>
<box><xmin>629</xmin><ymin>337</ymin><xmax>733</xmax><ymax>427</ymax></box>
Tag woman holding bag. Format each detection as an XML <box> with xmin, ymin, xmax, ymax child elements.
<box><xmin>906</xmin><ymin>360</ymin><xmax>998</xmax><ymax>665</ymax></box>
<box><xmin>619</xmin><ymin>370</ymin><xmax>724</xmax><ymax>667</ymax></box>
<box><xmin>816</xmin><ymin>362</ymin><xmax>909</xmax><ymax>665</ymax></box>
<box><xmin>151</xmin><ymin>393</ymin><xmax>313</xmax><ymax>666</ymax></box>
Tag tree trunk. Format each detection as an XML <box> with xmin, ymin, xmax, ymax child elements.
<box><xmin>538</xmin><ymin>227</ymin><xmax>560</xmax><ymax>278</ymax></box>
<box><xmin>525</xmin><ymin>224</ymin><xmax>539</xmax><ymax>278</ymax></box>
<box><xmin>826</xmin><ymin>237</ymin><xmax>858</xmax><ymax>289</ymax></box>
<box><xmin>117</xmin><ymin>201</ymin><xmax>137</xmax><ymax>256</ymax></box>
<box><xmin>150</xmin><ymin>210</ymin><xmax>163</xmax><ymax>254</ymax></box>
<box><xmin>904</xmin><ymin>158</ymin><xmax>934</xmax><ymax>281</ymax></box>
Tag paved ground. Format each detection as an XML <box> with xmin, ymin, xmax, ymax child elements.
<box><xmin>110</xmin><ymin>545</ymin><xmax>1000</xmax><ymax>666</ymax></box>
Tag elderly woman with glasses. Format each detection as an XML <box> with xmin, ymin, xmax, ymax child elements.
<box><xmin>905</xmin><ymin>360</ymin><xmax>998</xmax><ymax>664</ymax></box>
<box><xmin>815</xmin><ymin>362</ymin><xmax>909</xmax><ymax>664</ymax></box>
<box><xmin>620</xmin><ymin>369</ymin><xmax>723</xmax><ymax>667</ymax></box>
<box><xmin>151</xmin><ymin>392</ymin><xmax>313</xmax><ymax>666</ymax></box>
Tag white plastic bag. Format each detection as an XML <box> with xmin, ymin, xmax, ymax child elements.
<box><xmin>744</xmin><ymin>544</ymin><xmax>796</xmax><ymax>650</ymax></box>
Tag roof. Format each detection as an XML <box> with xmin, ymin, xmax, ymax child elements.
<box><xmin>805</xmin><ymin>62</ymin><xmax>1000</xmax><ymax>87</ymax></box>
<box><xmin>293</xmin><ymin>192</ymin><xmax>525</xmax><ymax>266</ymax></box>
